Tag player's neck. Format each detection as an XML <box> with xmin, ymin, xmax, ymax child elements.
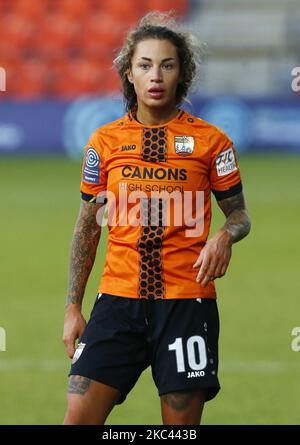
<box><xmin>135</xmin><ymin>104</ymin><xmax>179</xmax><ymax>126</ymax></box>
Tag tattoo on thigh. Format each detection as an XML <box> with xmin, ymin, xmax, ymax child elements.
<box><xmin>162</xmin><ymin>391</ymin><xmax>196</xmax><ymax>411</ymax></box>
<box><xmin>68</xmin><ymin>376</ymin><xmax>91</xmax><ymax>395</ymax></box>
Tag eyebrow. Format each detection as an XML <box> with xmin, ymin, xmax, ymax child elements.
<box><xmin>139</xmin><ymin>57</ymin><xmax>175</xmax><ymax>62</ymax></box>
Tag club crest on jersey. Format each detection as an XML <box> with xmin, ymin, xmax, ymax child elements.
<box><xmin>174</xmin><ymin>136</ymin><xmax>194</xmax><ymax>156</ymax></box>
<box><xmin>216</xmin><ymin>147</ymin><xmax>237</xmax><ymax>176</ymax></box>
<box><xmin>72</xmin><ymin>342</ymin><xmax>86</xmax><ymax>364</ymax></box>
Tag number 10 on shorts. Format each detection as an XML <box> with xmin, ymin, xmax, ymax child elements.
<box><xmin>168</xmin><ymin>336</ymin><xmax>207</xmax><ymax>372</ymax></box>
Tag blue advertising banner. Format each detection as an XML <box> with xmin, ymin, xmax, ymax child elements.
<box><xmin>0</xmin><ymin>100</ymin><xmax>67</xmax><ymax>154</ymax></box>
<box><xmin>195</xmin><ymin>96</ymin><xmax>300</xmax><ymax>153</ymax></box>
<box><xmin>0</xmin><ymin>96</ymin><xmax>299</xmax><ymax>157</ymax></box>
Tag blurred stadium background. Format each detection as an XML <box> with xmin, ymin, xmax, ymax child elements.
<box><xmin>0</xmin><ymin>0</ymin><xmax>299</xmax><ymax>425</ymax></box>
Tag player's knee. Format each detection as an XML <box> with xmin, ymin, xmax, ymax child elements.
<box><xmin>161</xmin><ymin>390</ymin><xmax>205</xmax><ymax>425</ymax></box>
<box><xmin>167</xmin><ymin>412</ymin><xmax>200</xmax><ymax>425</ymax></box>
<box><xmin>63</xmin><ymin>404</ymin><xmax>105</xmax><ymax>425</ymax></box>
<box><xmin>162</xmin><ymin>408</ymin><xmax>202</xmax><ymax>425</ymax></box>
<box><xmin>63</xmin><ymin>398</ymin><xmax>86</xmax><ymax>425</ymax></box>
<box><xmin>63</xmin><ymin>407</ymin><xmax>83</xmax><ymax>425</ymax></box>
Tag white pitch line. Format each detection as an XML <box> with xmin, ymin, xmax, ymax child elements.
<box><xmin>0</xmin><ymin>359</ymin><xmax>300</xmax><ymax>373</ymax></box>
<box><xmin>0</xmin><ymin>359</ymin><xmax>68</xmax><ymax>371</ymax></box>
<box><xmin>220</xmin><ymin>360</ymin><xmax>300</xmax><ymax>373</ymax></box>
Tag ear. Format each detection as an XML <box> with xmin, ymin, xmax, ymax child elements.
<box><xmin>126</xmin><ymin>69</ymin><xmax>134</xmax><ymax>84</ymax></box>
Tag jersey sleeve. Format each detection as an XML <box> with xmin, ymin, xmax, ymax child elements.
<box><xmin>80</xmin><ymin>131</ymin><xmax>107</xmax><ymax>203</ymax></box>
<box><xmin>209</xmin><ymin>131</ymin><xmax>242</xmax><ymax>201</ymax></box>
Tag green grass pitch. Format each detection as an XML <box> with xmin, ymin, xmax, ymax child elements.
<box><xmin>0</xmin><ymin>154</ymin><xmax>299</xmax><ymax>424</ymax></box>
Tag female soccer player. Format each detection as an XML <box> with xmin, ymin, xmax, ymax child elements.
<box><xmin>63</xmin><ymin>12</ymin><xmax>251</xmax><ymax>425</ymax></box>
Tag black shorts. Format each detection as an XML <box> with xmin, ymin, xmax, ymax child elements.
<box><xmin>69</xmin><ymin>293</ymin><xmax>220</xmax><ymax>404</ymax></box>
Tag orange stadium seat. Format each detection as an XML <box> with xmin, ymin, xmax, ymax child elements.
<box><xmin>0</xmin><ymin>12</ymin><xmax>33</xmax><ymax>48</ymax></box>
<box><xmin>99</xmin><ymin>69</ymin><xmax>121</xmax><ymax>94</ymax></box>
<box><xmin>58</xmin><ymin>0</ymin><xmax>90</xmax><ymax>20</ymax></box>
<box><xmin>142</xmin><ymin>0</ymin><xmax>188</xmax><ymax>16</ymax></box>
<box><xmin>100</xmin><ymin>0</ymin><xmax>143</xmax><ymax>24</ymax></box>
<box><xmin>82</xmin><ymin>11</ymin><xmax>125</xmax><ymax>54</ymax></box>
<box><xmin>80</xmin><ymin>43</ymin><xmax>116</xmax><ymax>67</ymax></box>
<box><xmin>0</xmin><ymin>0</ymin><xmax>189</xmax><ymax>98</ymax></box>
<box><xmin>51</xmin><ymin>56</ymin><xmax>121</xmax><ymax>98</ymax></box>
<box><xmin>0</xmin><ymin>0</ymin><xmax>13</xmax><ymax>15</ymax></box>
<box><xmin>10</xmin><ymin>59</ymin><xmax>49</xmax><ymax>99</ymax></box>
<box><xmin>34</xmin><ymin>13</ymin><xmax>75</xmax><ymax>59</ymax></box>
<box><xmin>52</xmin><ymin>58</ymin><xmax>99</xmax><ymax>98</ymax></box>
<box><xmin>14</xmin><ymin>0</ymin><xmax>44</xmax><ymax>19</ymax></box>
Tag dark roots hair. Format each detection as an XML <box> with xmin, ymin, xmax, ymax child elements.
<box><xmin>113</xmin><ymin>11</ymin><xmax>203</xmax><ymax>112</ymax></box>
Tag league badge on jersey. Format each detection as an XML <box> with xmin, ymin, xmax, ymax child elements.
<box><xmin>174</xmin><ymin>136</ymin><xmax>194</xmax><ymax>156</ymax></box>
<box><xmin>216</xmin><ymin>147</ymin><xmax>237</xmax><ymax>176</ymax></box>
<box><xmin>72</xmin><ymin>342</ymin><xmax>86</xmax><ymax>365</ymax></box>
<box><xmin>83</xmin><ymin>147</ymin><xmax>100</xmax><ymax>184</ymax></box>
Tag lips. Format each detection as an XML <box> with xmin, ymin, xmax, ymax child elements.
<box><xmin>148</xmin><ymin>87</ymin><xmax>164</xmax><ymax>93</ymax></box>
<box><xmin>148</xmin><ymin>87</ymin><xmax>165</xmax><ymax>99</ymax></box>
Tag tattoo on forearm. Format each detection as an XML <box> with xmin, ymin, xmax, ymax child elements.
<box><xmin>67</xmin><ymin>201</ymin><xmax>101</xmax><ymax>306</ymax></box>
<box><xmin>68</xmin><ymin>376</ymin><xmax>91</xmax><ymax>395</ymax></box>
<box><xmin>218</xmin><ymin>192</ymin><xmax>251</xmax><ymax>243</ymax></box>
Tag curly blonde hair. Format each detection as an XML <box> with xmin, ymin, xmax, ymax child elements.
<box><xmin>113</xmin><ymin>11</ymin><xmax>203</xmax><ymax>111</ymax></box>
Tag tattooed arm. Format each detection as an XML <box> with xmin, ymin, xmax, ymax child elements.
<box><xmin>193</xmin><ymin>192</ymin><xmax>251</xmax><ymax>288</ymax></box>
<box><xmin>63</xmin><ymin>199</ymin><xmax>103</xmax><ymax>359</ymax></box>
<box><xmin>67</xmin><ymin>199</ymin><xmax>102</xmax><ymax>307</ymax></box>
<box><xmin>218</xmin><ymin>191</ymin><xmax>251</xmax><ymax>243</ymax></box>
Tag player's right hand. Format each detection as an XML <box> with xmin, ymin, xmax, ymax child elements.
<box><xmin>63</xmin><ymin>305</ymin><xmax>87</xmax><ymax>359</ymax></box>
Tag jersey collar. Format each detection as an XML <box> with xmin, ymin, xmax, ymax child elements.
<box><xmin>126</xmin><ymin>109</ymin><xmax>186</xmax><ymax>128</ymax></box>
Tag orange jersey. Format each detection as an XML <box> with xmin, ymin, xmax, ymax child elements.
<box><xmin>80</xmin><ymin>110</ymin><xmax>242</xmax><ymax>300</ymax></box>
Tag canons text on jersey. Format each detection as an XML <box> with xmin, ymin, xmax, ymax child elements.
<box><xmin>122</xmin><ymin>166</ymin><xmax>187</xmax><ymax>181</ymax></box>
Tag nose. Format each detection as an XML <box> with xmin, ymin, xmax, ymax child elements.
<box><xmin>150</xmin><ymin>65</ymin><xmax>163</xmax><ymax>83</ymax></box>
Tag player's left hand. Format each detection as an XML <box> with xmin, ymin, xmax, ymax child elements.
<box><xmin>193</xmin><ymin>228</ymin><xmax>233</xmax><ymax>287</ymax></box>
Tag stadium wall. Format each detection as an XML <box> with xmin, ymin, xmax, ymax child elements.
<box><xmin>0</xmin><ymin>96</ymin><xmax>299</xmax><ymax>157</ymax></box>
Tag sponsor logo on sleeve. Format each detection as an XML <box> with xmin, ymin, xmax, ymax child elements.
<box><xmin>216</xmin><ymin>147</ymin><xmax>237</xmax><ymax>176</ymax></box>
<box><xmin>83</xmin><ymin>147</ymin><xmax>100</xmax><ymax>184</ymax></box>
<box><xmin>175</xmin><ymin>136</ymin><xmax>194</xmax><ymax>156</ymax></box>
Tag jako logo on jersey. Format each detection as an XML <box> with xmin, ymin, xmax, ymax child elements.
<box><xmin>175</xmin><ymin>136</ymin><xmax>194</xmax><ymax>156</ymax></box>
<box><xmin>187</xmin><ymin>371</ymin><xmax>205</xmax><ymax>378</ymax></box>
<box><xmin>216</xmin><ymin>147</ymin><xmax>237</xmax><ymax>177</ymax></box>
<box><xmin>71</xmin><ymin>342</ymin><xmax>86</xmax><ymax>364</ymax></box>
<box><xmin>122</xmin><ymin>166</ymin><xmax>187</xmax><ymax>181</ymax></box>
<box><xmin>121</xmin><ymin>145</ymin><xmax>136</xmax><ymax>151</ymax></box>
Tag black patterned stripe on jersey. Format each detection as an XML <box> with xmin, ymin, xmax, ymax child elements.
<box><xmin>137</xmin><ymin>198</ymin><xmax>165</xmax><ymax>300</ymax></box>
<box><xmin>137</xmin><ymin>127</ymin><xmax>167</xmax><ymax>299</ymax></box>
<box><xmin>141</xmin><ymin>127</ymin><xmax>167</xmax><ymax>162</ymax></box>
